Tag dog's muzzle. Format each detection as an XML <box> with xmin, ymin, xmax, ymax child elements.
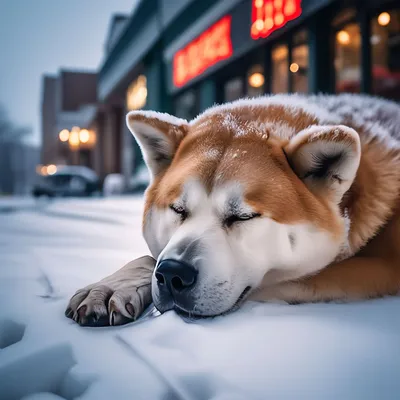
<box><xmin>153</xmin><ymin>259</ymin><xmax>198</xmax><ymax>313</ymax></box>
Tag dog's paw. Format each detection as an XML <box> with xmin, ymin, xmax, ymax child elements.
<box><xmin>65</xmin><ymin>256</ymin><xmax>155</xmax><ymax>327</ymax></box>
<box><xmin>65</xmin><ymin>283</ymin><xmax>152</xmax><ymax>327</ymax></box>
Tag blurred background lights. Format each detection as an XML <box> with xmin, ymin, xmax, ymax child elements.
<box><xmin>378</xmin><ymin>12</ymin><xmax>390</xmax><ymax>26</ymax></box>
<box><xmin>255</xmin><ymin>19</ymin><xmax>264</xmax><ymax>30</ymax></box>
<box><xmin>275</xmin><ymin>13</ymin><xmax>284</xmax><ymax>25</ymax></box>
<box><xmin>290</xmin><ymin>62</ymin><xmax>299</xmax><ymax>73</ymax></box>
<box><xmin>127</xmin><ymin>75</ymin><xmax>147</xmax><ymax>110</ymax></box>
<box><xmin>79</xmin><ymin>129</ymin><xmax>90</xmax><ymax>143</ymax></box>
<box><xmin>248</xmin><ymin>72</ymin><xmax>265</xmax><ymax>88</ymax></box>
<box><xmin>69</xmin><ymin>129</ymin><xmax>80</xmax><ymax>147</ymax></box>
<box><xmin>336</xmin><ymin>30</ymin><xmax>350</xmax><ymax>45</ymax></box>
<box><xmin>46</xmin><ymin>164</ymin><xmax>57</xmax><ymax>175</ymax></box>
<box><xmin>59</xmin><ymin>129</ymin><xmax>69</xmax><ymax>142</ymax></box>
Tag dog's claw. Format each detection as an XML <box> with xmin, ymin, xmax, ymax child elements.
<box><xmin>65</xmin><ymin>307</ymin><xmax>73</xmax><ymax>319</ymax></box>
<box><xmin>77</xmin><ymin>305</ymin><xmax>87</xmax><ymax>319</ymax></box>
<box><xmin>64</xmin><ymin>256</ymin><xmax>156</xmax><ymax>327</ymax></box>
<box><xmin>110</xmin><ymin>310</ymin><xmax>116</xmax><ymax>326</ymax></box>
<box><xmin>125</xmin><ymin>303</ymin><xmax>135</xmax><ymax>319</ymax></box>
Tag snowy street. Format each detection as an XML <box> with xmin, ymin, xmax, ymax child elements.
<box><xmin>1</xmin><ymin>196</ymin><xmax>400</xmax><ymax>400</ymax></box>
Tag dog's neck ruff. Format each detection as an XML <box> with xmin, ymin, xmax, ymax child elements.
<box><xmin>334</xmin><ymin>208</ymin><xmax>353</xmax><ymax>263</ymax></box>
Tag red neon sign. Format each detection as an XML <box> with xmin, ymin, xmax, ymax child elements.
<box><xmin>251</xmin><ymin>0</ymin><xmax>302</xmax><ymax>40</ymax></box>
<box><xmin>173</xmin><ymin>16</ymin><xmax>233</xmax><ymax>88</ymax></box>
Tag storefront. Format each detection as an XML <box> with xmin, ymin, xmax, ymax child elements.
<box><xmin>97</xmin><ymin>0</ymin><xmax>400</xmax><ymax>184</ymax></box>
<box><xmin>165</xmin><ymin>0</ymin><xmax>400</xmax><ymax>120</ymax></box>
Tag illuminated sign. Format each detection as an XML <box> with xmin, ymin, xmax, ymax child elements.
<box><xmin>173</xmin><ymin>16</ymin><xmax>233</xmax><ymax>88</ymax></box>
<box><xmin>251</xmin><ymin>0</ymin><xmax>302</xmax><ymax>40</ymax></box>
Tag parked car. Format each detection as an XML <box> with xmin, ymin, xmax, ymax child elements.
<box><xmin>103</xmin><ymin>173</ymin><xmax>125</xmax><ymax>196</ymax></box>
<box><xmin>32</xmin><ymin>166</ymin><xmax>101</xmax><ymax>198</ymax></box>
<box><xmin>128</xmin><ymin>165</ymin><xmax>150</xmax><ymax>193</ymax></box>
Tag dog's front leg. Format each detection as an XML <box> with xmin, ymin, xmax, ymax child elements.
<box><xmin>65</xmin><ymin>256</ymin><xmax>156</xmax><ymax>326</ymax></box>
<box><xmin>249</xmin><ymin>257</ymin><xmax>400</xmax><ymax>304</ymax></box>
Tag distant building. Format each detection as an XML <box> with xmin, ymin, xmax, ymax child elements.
<box><xmin>40</xmin><ymin>70</ymin><xmax>97</xmax><ymax>170</ymax></box>
<box><xmin>104</xmin><ymin>14</ymin><xmax>129</xmax><ymax>56</ymax></box>
<box><xmin>41</xmin><ymin>75</ymin><xmax>58</xmax><ymax>166</ymax></box>
<box><xmin>56</xmin><ymin>70</ymin><xmax>97</xmax><ymax>168</ymax></box>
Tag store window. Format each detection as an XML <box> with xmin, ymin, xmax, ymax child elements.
<box><xmin>291</xmin><ymin>45</ymin><xmax>308</xmax><ymax>92</ymax></box>
<box><xmin>272</xmin><ymin>44</ymin><xmax>288</xmax><ymax>93</ymax></box>
<box><xmin>291</xmin><ymin>30</ymin><xmax>309</xmax><ymax>93</ymax></box>
<box><xmin>371</xmin><ymin>10</ymin><xmax>400</xmax><ymax>101</ymax></box>
<box><xmin>247</xmin><ymin>64</ymin><xmax>265</xmax><ymax>97</ymax></box>
<box><xmin>174</xmin><ymin>90</ymin><xmax>199</xmax><ymax>121</ymax></box>
<box><xmin>332</xmin><ymin>8</ymin><xmax>357</xmax><ymax>27</ymax></box>
<box><xmin>224</xmin><ymin>77</ymin><xmax>244</xmax><ymax>102</ymax></box>
<box><xmin>335</xmin><ymin>22</ymin><xmax>361</xmax><ymax>93</ymax></box>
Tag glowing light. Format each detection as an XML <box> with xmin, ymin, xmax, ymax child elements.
<box><xmin>265</xmin><ymin>17</ymin><xmax>274</xmax><ymax>30</ymax></box>
<box><xmin>290</xmin><ymin>62</ymin><xmax>299</xmax><ymax>73</ymax></box>
<box><xmin>255</xmin><ymin>19</ymin><xmax>264</xmax><ymax>30</ymax></box>
<box><xmin>337</xmin><ymin>30</ymin><xmax>350</xmax><ymax>45</ymax></box>
<box><xmin>248</xmin><ymin>72</ymin><xmax>265</xmax><ymax>88</ymax></box>
<box><xmin>126</xmin><ymin>75</ymin><xmax>147</xmax><ymax>110</ymax></box>
<box><xmin>173</xmin><ymin>16</ymin><xmax>233</xmax><ymax>87</ymax></box>
<box><xmin>251</xmin><ymin>22</ymin><xmax>259</xmax><ymax>37</ymax></box>
<box><xmin>69</xmin><ymin>128</ymin><xmax>80</xmax><ymax>148</ymax></box>
<box><xmin>59</xmin><ymin>129</ymin><xmax>69</xmax><ymax>142</ymax></box>
<box><xmin>40</xmin><ymin>166</ymin><xmax>48</xmax><ymax>175</ymax></box>
<box><xmin>79</xmin><ymin>129</ymin><xmax>90</xmax><ymax>143</ymax></box>
<box><xmin>378</xmin><ymin>12</ymin><xmax>390</xmax><ymax>26</ymax></box>
<box><xmin>251</xmin><ymin>0</ymin><xmax>302</xmax><ymax>40</ymax></box>
<box><xmin>47</xmin><ymin>164</ymin><xmax>57</xmax><ymax>175</ymax></box>
<box><xmin>274</xmin><ymin>13</ymin><xmax>284</xmax><ymax>25</ymax></box>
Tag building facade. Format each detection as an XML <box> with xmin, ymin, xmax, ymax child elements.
<box><xmin>96</xmin><ymin>0</ymin><xmax>400</xmax><ymax>183</ymax></box>
<box><xmin>41</xmin><ymin>75</ymin><xmax>58</xmax><ymax>166</ymax></box>
<box><xmin>40</xmin><ymin>70</ymin><xmax>98</xmax><ymax>172</ymax></box>
<box><xmin>41</xmin><ymin>0</ymin><xmax>399</xmax><ymax>186</ymax></box>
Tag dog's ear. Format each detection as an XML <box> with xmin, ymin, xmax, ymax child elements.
<box><xmin>126</xmin><ymin>111</ymin><xmax>188</xmax><ymax>178</ymax></box>
<box><xmin>285</xmin><ymin>125</ymin><xmax>361</xmax><ymax>203</ymax></box>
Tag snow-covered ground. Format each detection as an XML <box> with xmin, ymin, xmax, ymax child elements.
<box><xmin>0</xmin><ymin>196</ymin><xmax>400</xmax><ymax>400</ymax></box>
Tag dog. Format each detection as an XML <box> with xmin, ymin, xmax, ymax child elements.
<box><xmin>65</xmin><ymin>94</ymin><xmax>400</xmax><ymax>327</ymax></box>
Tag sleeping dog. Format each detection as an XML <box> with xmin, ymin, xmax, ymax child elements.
<box><xmin>65</xmin><ymin>94</ymin><xmax>400</xmax><ymax>326</ymax></box>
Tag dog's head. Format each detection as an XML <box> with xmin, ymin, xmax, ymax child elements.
<box><xmin>126</xmin><ymin>102</ymin><xmax>360</xmax><ymax>316</ymax></box>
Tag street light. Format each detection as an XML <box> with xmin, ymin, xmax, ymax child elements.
<box><xmin>68</xmin><ymin>127</ymin><xmax>80</xmax><ymax>149</ymax></box>
<box><xmin>59</xmin><ymin>129</ymin><xmax>69</xmax><ymax>142</ymax></box>
<box><xmin>79</xmin><ymin>129</ymin><xmax>90</xmax><ymax>144</ymax></box>
<box><xmin>59</xmin><ymin>126</ymin><xmax>96</xmax><ymax>150</ymax></box>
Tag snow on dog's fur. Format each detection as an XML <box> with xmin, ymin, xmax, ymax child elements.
<box><xmin>66</xmin><ymin>94</ymin><xmax>400</xmax><ymax>325</ymax></box>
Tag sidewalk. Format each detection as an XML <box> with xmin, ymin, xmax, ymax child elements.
<box><xmin>0</xmin><ymin>196</ymin><xmax>400</xmax><ymax>400</ymax></box>
<box><xmin>0</xmin><ymin>196</ymin><xmax>36</xmax><ymax>213</ymax></box>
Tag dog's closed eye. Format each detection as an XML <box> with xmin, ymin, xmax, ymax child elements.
<box><xmin>169</xmin><ymin>204</ymin><xmax>189</xmax><ymax>221</ymax></box>
<box><xmin>224</xmin><ymin>213</ymin><xmax>261</xmax><ymax>228</ymax></box>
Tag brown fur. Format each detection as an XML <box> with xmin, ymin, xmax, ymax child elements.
<box><xmin>133</xmin><ymin>101</ymin><xmax>400</xmax><ymax>304</ymax></box>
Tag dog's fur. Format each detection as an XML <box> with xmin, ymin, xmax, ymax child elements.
<box><xmin>66</xmin><ymin>94</ymin><xmax>400</xmax><ymax>326</ymax></box>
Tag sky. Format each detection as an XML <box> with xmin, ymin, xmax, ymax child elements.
<box><xmin>0</xmin><ymin>0</ymin><xmax>136</xmax><ymax>146</ymax></box>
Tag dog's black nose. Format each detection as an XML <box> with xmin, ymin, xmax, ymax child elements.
<box><xmin>155</xmin><ymin>259</ymin><xmax>197</xmax><ymax>293</ymax></box>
